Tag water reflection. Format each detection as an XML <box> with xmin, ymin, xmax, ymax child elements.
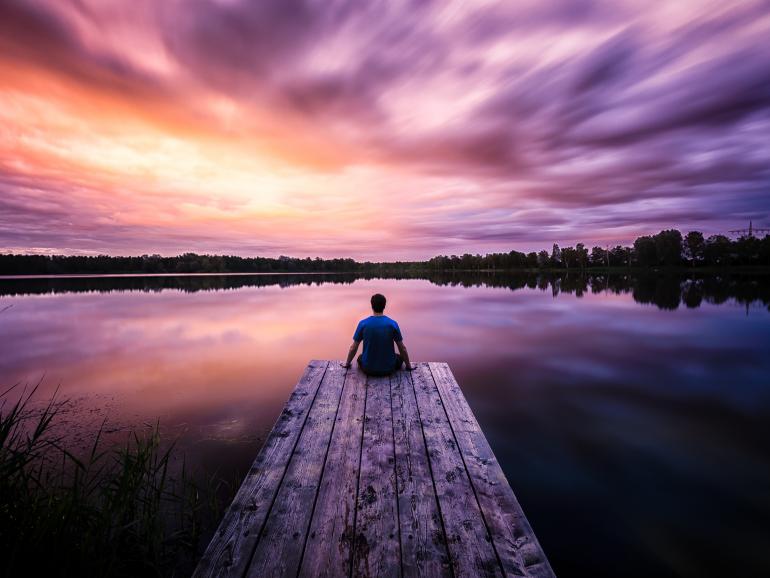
<box><xmin>1</xmin><ymin>274</ymin><xmax>769</xmax><ymax>577</ymax></box>
<box><xmin>1</xmin><ymin>271</ymin><xmax>769</xmax><ymax>312</ymax></box>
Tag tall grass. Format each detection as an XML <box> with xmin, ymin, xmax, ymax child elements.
<box><xmin>0</xmin><ymin>383</ymin><xmax>232</xmax><ymax>577</ymax></box>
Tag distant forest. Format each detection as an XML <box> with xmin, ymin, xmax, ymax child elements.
<box><xmin>2</xmin><ymin>229</ymin><xmax>769</xmax><ymax>275</ymax></box>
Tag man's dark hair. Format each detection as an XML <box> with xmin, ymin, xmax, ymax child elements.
<box><xmin>371</xmin><ymin>293</ymin><xmax>386</xmax><ymax>313</ymax></box>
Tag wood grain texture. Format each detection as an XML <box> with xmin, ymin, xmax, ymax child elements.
<box><xmin>391</xmin><ymin>367</ymin><xmax>451</xmax><ymax>577</ymax></box>
<box><xmin>194</xmin><ymin>361</ymin><xmax>554</xmax><ymax>578</ymax></box>
<box><xmin>428</xmin><ymin>363</ymin><xmax>555</xmax><ymax>578</ymax></box>
<box><xmin>299</xmin><ymin>367</ymin><xmax>367</xmax><ymax>578</ymax></box>
<box><xmin>246</xmin><ymin>363</ymin><xmax>347</xmax><ymax>578</ymax></box>
<box><xmin>352</xmin><ymin>375</ymin><xmax>401</xmax><ymax>578</ymax></box>
<box><xmin>411</xmin><ymin>365</ymin><xmax>503</xmax><ymax>578</ymax></box>
<box><xmin>192</xmin><ymin>360</ymin><xmax>328</xmax><ymax>578</ymax></box>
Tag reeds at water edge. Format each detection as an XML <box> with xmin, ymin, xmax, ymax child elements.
<box><xmin>0</xmin><ymin>381</ymin><xmax>235</xmax><ymax>578</ymax></box>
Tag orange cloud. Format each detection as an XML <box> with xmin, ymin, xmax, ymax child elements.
<box><xmin>2</xmin><ymin>0</ymin><xmax>769</xmax><ymax>258</ymax></box>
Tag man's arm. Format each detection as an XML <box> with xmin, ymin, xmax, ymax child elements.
<box><xmin>342</xmin><ymin>340</ymin><xmax>361</xmax><ymax>368</ymax></box>
<box><xmin>396</xmin><ymin>340</ymin><xmax>415</xmax><ymax>370</ymax></box>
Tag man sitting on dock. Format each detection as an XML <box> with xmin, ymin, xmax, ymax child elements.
<box><xmin>342</xmin><ymin>293</ymin><xmax>415</xmax><ymax>375</ymax></box>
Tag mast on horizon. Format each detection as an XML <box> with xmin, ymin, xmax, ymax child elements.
<box><xmin>729</xmin><ymin>220</ymin><xmax>770</xmax><ymax>238</ymax></box>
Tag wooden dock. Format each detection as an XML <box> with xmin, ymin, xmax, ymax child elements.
<box><xmin>193</xmin><ymin>361</ymin><xmax>554</xmax><ymax>578</ymax></box>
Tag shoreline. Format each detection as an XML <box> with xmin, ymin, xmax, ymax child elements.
<box><xmin>2</xmin><ymin>266</ymin><xmax>770</xmax><ymax>280</ymax></box>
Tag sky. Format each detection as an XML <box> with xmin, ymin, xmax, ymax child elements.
<box><xmin>1</xmin><ymin>0</ymin><xmax>769</xmax><ymax>260</ymax></box>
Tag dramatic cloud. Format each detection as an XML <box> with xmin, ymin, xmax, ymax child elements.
<box><xmin>1</xmin><ymin>0</ymin><xmax>769</xmax><ymax>258</ymax></box>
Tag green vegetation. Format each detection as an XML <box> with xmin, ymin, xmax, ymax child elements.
<box><xmin>2</xmin><ymin>229</ymin><xmax>769</xmax><ymax>275</ymax></box>
<box><xmin>0</xmin><ymin>384</ymin><xmax>230</xmax><ymax>578</ymax></box>
<box><xmin>425</xmin><ymin>229</ymin><xmax>770</xmax><ymax>271</ymax></box>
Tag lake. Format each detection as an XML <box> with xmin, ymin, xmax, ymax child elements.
<box><xmin>1</xmin><ymin>272</ymin><xmax>769</xmax><ymax>577</ymax></box>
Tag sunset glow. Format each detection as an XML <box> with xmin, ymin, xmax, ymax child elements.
<box><xmin>2</xmin><ymin>0</ymin><xmax>769</xmax><ymax>259</ymax></box>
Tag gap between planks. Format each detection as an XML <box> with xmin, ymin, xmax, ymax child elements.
<box><xmin>193</xmin><ymin>361</ymin><xmax>554</xmax><ymax>578</ymax></box>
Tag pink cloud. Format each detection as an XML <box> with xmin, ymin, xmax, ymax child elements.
<box><xmin>1</xmin><ymin>0</ymin><xmax>769</xmax><ymax>259</ymax></box>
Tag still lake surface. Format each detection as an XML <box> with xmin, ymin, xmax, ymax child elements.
<box><xmin>2</xmin><ymin>272</ymin><xmax>769</xmax><ymax>577</ymax></box>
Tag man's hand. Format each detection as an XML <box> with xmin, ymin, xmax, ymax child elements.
<box><xmin>397</xmin><ymin>341</ymin><xmax>415</xmax><ymax>372</ymax></box>
<box><xmin>342</xmin><ymin>340</ymin><xmax>360</xmax><ymax>369</ymax></box>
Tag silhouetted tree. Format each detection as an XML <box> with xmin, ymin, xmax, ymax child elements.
<box><xmin>606</xmin><ymin>245</ymin><xmax>630</xmax><ymax>267</ymax></box>
<box><xmin>575</xmin><ymin>243</ymin><xmax>588</xmax><ymax>270</ymax></box>
<box><xmin>590</xmin><ymin>246</ymin><xmax>607</xmax><ymax>267</ymax></box>
<box><xmin>654</xmin><ymin>229</ymin><xmax>683</xmax><ymax>266</ymax></box>
<box><xmin>634</xmin><ymin>236</ymin><xmax>657</xmax><ymax>267</ymax></box>
<box><xmin>761</xmin><ymin>235</ymin><xmax>770</xmax><ymax>267</ymax></box>
<box><xmin>684</xmin><ymin>231</ymin><xmax>706</xmax><ymax>266</ymax></box>
<box><xmin>561</xmin><ymin>246</ymin><xmax>576</xmax><ymax>269</ymax></box>
<box><xmin>704</xmin><ymin>235</ymin><xmax>732</xmax><ymax>266</ymax></box>
<box><xmin>3</xmin><ymin>228</ymin><xmax>769</xmax><ymax>276</ymax></box>
<box><xmin>551</xmin><ymin>244</ymin><xmax>562</xmax><ymax>267</ymax></box>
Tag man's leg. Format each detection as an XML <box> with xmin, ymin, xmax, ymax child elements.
<box><xmin>357</xmin><ymin>354</ymin><xmax>377</xmax><ymax>376</ymax></box>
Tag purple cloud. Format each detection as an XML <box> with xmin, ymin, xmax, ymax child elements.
<box><xmin>1</xmin><ymin>0</ymin><xmax>769</xmax><ymax>258</ymax></box>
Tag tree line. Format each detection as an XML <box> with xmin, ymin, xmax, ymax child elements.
<box><xmin>425</xmin><ymin>230</ymin><xmax>770</xmax><ymax>271</ymax></box>
<box><xmin>1</xmin><ymin>229</ymin><xmax>769</xmax><ymax>275</ymax></box>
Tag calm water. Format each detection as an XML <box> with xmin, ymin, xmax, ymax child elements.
<box><xmin>2</xmin><ymin>273</ymin><xmax>769</xmax><ymax>577</ymax></box>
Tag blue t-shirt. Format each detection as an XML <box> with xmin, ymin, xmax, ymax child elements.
<box><xmin>353</xmin><ymin>315</ymin><xmax>403</xmax><ymax>374</ymax></box>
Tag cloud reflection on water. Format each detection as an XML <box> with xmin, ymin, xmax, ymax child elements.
<box><xmin>1</xmin><ymin>274</ymin><xmax>769</xmax><ymax>576</ymax></box>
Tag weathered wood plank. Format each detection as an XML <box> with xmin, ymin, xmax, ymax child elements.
<box><xmin>352</xmin><ymin>374</ymin><xmax>401</xmax><ymax>577</ymax></box>
<box><xmin>298</xmin><ymin>366</ymin><xmax>367</xmax><ymax>577</ymax></box>
<box><xmin>245</xmin><ymin>362</ymin><xmax>347</xmax><ymax>577</ymax></box>
<box><xmin>428</xmin><ymin>363</ymin><xmax>555</xmax><ymax>578</ymax></box>
<box><xmin>196</xmin><ymin>360</ymin><xmax>553</xmax><ymax>578</ymax></box>
<box><xmin>411</xmin><ymin>364</ymin><xmax>503</xmax><ymax>578</ymax></box>
<box><xmin>193</xmin><ymin>360</ymin><xmax>329</xmax><ymax>578</ymax></box>
<box><xmin>391</xmin><ymin>368</ymin><xmax>452</xmax><ymax>577</ymax></box>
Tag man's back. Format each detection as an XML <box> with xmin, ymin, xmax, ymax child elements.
<box><xmin>354</xmin><ymin>315</ymin><xmax>402</xmax><ymax>375</ymax></box>
<box><xmin>343</xmin><ymin>293</ymin><xmax>414</xmax><ymax>375</ymax></box>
